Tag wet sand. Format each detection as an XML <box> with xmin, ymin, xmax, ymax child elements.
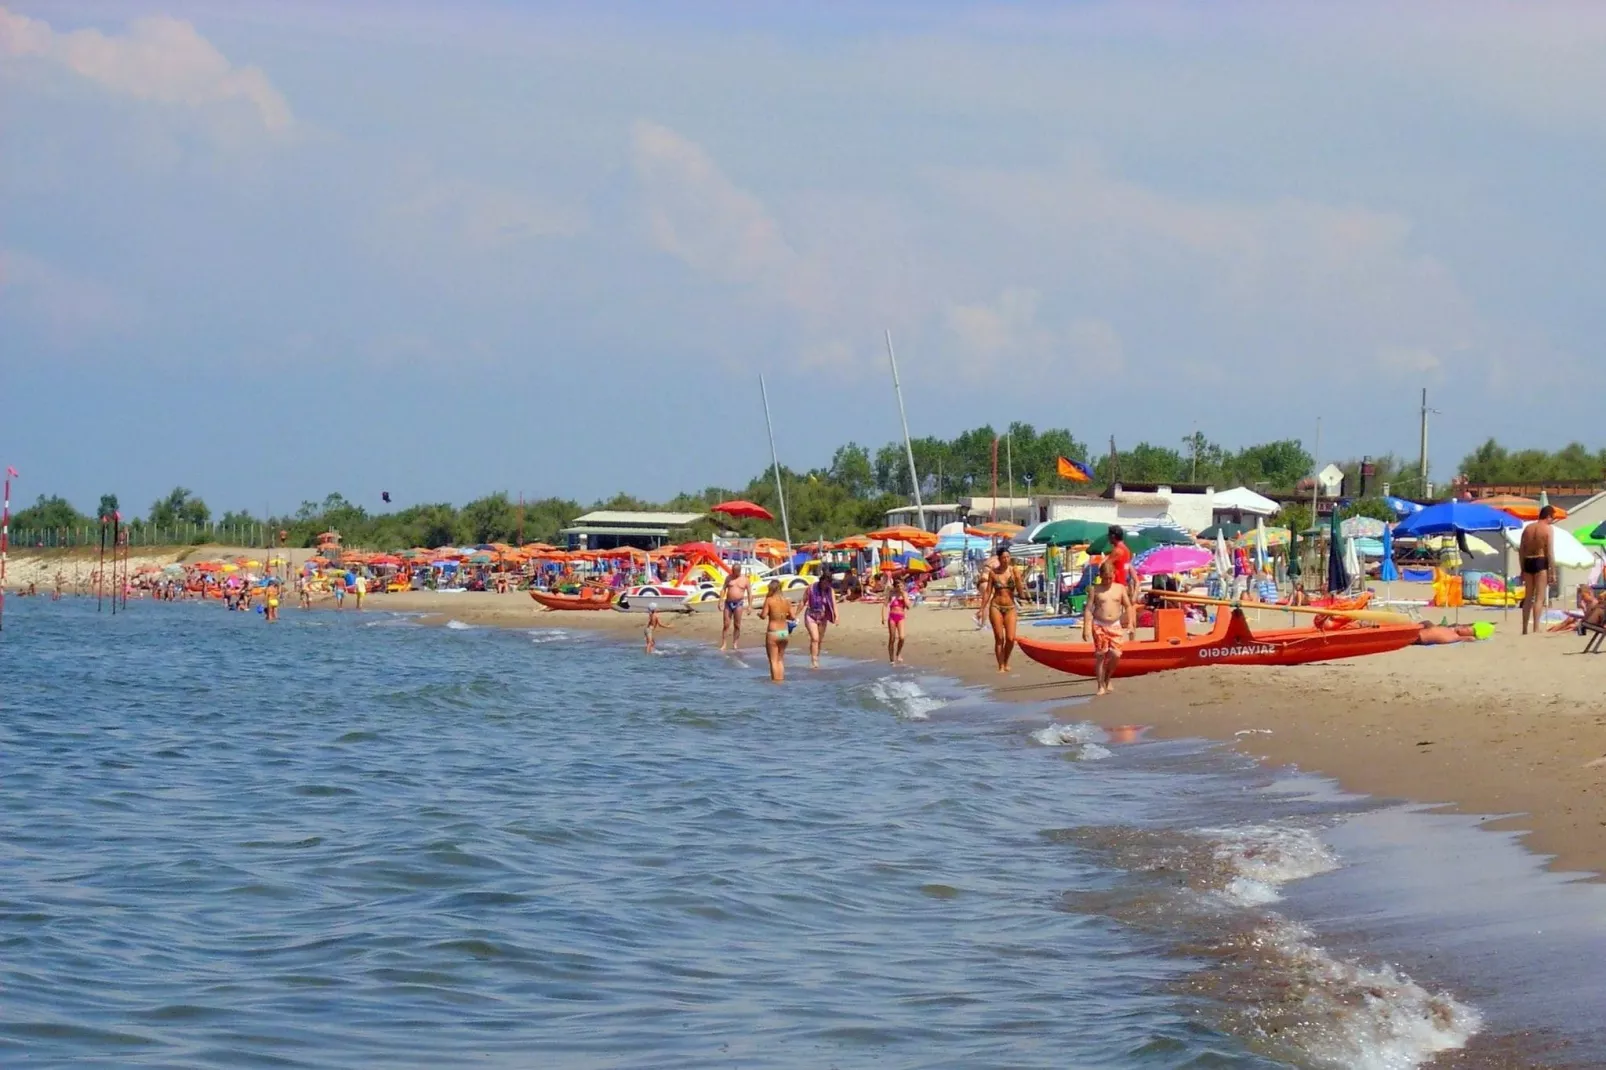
<box><xmin>377</xmin><ymin>588</ymin><xmax>1606</xmax><ymax>879</ymax></box>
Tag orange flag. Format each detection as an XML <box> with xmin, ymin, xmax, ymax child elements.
<box><xmin>1057</xmin><ymin>456</ymin><xmax>1092</xmax><ymax>483</ymax></box>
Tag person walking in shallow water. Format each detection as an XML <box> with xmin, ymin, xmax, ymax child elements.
<box><xmin>803</xmin><ymin>571</ymin><xmax>837</xmax><ymax>669</ymax></box>
<box><xmin>883</xmin><ymin>576</ymin><xmax>909</xmax><ymax>664</ymax></box>
<box><xmin>981</xmin><ymin>547</ymin><xmax>1024</xmax><ymax>672</ymax></box>
<box><xmin>643</xmin><ymin>607</ymin><xmax>672</xmax><ymax>654</ymax></box>
<box><xmin>761</xmin><ymin>580</ymin><xmax>795</xmax><ymax>683</ymax></box>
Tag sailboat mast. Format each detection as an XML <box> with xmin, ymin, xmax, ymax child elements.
<box><xmin>884</xmin><ymin>330</ymin><xmax>925</xmax><ymax>530</ymax></box>
<box><xmin>759</xmin><ymin>375</ymin><xmax>792</xmax><ymax>547</ymax></box>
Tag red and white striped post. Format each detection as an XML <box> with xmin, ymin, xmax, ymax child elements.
<box><xmin>1</xmin><ymin>466</ymin><xmax>14</xmax><ymax>632</ymax></box>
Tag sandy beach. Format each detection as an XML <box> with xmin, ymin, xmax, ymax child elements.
<box><xmin>365</xmin><ymin>586</ymin><xmax>1606</xmax><ymax>879</ymax></box>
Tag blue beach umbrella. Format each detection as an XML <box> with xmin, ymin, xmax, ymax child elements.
<box><xmin>1379</xmin><ymin>523</ymin><xmax>1399</xmax><ymax>583</ymax></box>
<box><xmin>1393</xmin><ymin>500</ymin><xmax>1521</xmax><ymax>538</ymax></box>
<box><xmin>1383</xmin><ymin>495</ymin><xmax>1423</xmax><ymax>518</ymax></box>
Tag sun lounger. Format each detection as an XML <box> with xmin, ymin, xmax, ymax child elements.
<box><xmin>1585</xmin><ymin>621</ymin><xmax>1606</xmax><ymax>654</ymax></box>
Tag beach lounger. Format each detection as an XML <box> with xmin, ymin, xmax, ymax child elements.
<box><xmin>1584</xmin><ymin>621</ymin><xmax>1606</xmax><ymax>654</ymax></box>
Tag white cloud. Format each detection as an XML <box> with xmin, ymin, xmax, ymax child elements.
<box><xmin>0</xmin><ymin>248</ymin><xmax>140</xmax><ymax>347</ymax></box>
<box><xmin>0</xmin><ymin>7</ymin><xmax>292</xmax><ymax>132</ymax></box>
<box><xmin>397</xmin><ymin>179</ymin><xmax>586</xmax><ymax>249</ymax></box>
<box><xmin>946</xmin><ymin>288</ymin><xmax>1124</xmax><ymax>379</ymax></box>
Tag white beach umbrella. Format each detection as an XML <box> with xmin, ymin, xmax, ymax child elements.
<box><xmin>1502</xmin><ymin>523</ymin><xmax>1595</xmax><ymax>570</ymax></box>
<box><xmin>1344</xmin><ymin>536</ymin><xmax>1362</xmax><ymax>587</ymax></box>
<box><xmin>1254</xmin><ymin>517</ymin><xmax>1269</xmax><ymax>572</ymax></box>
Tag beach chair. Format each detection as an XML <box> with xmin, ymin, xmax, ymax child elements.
<box><xmin>1584</xmin><ymin>621</ymin><xmax>1606</xmax><ymax>654</ymax></box>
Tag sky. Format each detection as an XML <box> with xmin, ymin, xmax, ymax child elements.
<box><xmin>3</xmin><ymin>0</ymin><xmax>1604</xmax><ymax>518</ymax></box>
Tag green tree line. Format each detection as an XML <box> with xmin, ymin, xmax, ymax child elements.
<box><xmin>8</xmin><ymin>432</ymin><xmax>1600</xmax><ymax>549</ymax></box>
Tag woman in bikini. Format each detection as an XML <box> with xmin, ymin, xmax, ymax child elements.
<box><xmin>882</xmin><ymin>576</ymin><xmax>910</xmax><ymax>664</ymax></box>
<box><xmin>982</xmin><ymin>546</ymin><xmax>1024</xmax><ymax>672</ymax></box>
<box><xmin>803</xmin><ymin>571</ymin><xmax>837</xmax><ymax>669</ymax></box>
<box><xmin>762</xmin><ymin>580</ymin><xmax>796</xmax><ymax>683</ymax></box>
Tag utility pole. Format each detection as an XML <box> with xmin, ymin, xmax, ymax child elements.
<box><xmin>1005</xmin><ymin>433</ymin><xmax>1015</xmax><ymax>524</ymax></box>
<box><xmin>1417</xmin><ymin>387</ymin><xmax>1439</xmax><ymax>496</ymax></box>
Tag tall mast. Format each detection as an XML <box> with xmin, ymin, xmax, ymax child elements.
<box><xmin>884</xmin><ymin>330</ymin><xmax>925</xmax><ymax>529</ymax></box>
<box><xmin>759</xmin><ymin>375</ymin><xmax>792</xmax><ymax>547</ymax></box>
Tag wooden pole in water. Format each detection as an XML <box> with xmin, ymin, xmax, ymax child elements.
<box><xmin>97</xmin><ymin>516</ymin><xmax>107</xmax><ymax>612</ymax></box>
<box><xmin>110</xmin><ymin>513</ymin><xmax>120</xmax><ymax>615</ymax></box>
<box><xmin>0</xmin><ymin>466</ymin><xmax>12</xmax><ymax>632</ymax></box>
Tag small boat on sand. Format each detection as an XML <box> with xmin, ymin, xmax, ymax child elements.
<box><xmin>530</xmin><ymin>588</ymin><xmax>617</xmax><ymax>611</ymax></box>
<box><xmin>1016</xmin><ymin>606</ymin><xmax>1420</xmax><ymax>679</ymax></box>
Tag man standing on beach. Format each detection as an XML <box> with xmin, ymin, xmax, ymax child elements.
<box><xmin>1083</xmin><ymin>560</ymin><xmax>1133</xmax><ymax>697</ymax></box>
<box><xmin>1518</xmin><ymin>505</ymin><xmax>1556</xmax><ymax>635</ymax></box>
<box><xmin>719</xmin><ymin>563</ymin><xmax>750</xmax><ymax>651</ymax></box>
<box><xmin>1106</xmin><ymin>526</ymin><xmax>1137</xmax><ymax>638</ymax></box>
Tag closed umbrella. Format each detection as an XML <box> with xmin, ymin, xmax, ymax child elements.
<box><xmin>1344</xmin><ymin>536</ymin><xmax>1362</xmax><ymax>588</ymax></box>
<box><xmin>1286</xmin><ymin>528</ymin><xmax>1303</xmax><ymax>580</ymax></box>
<box><xmin>1254</xmin><ymin>517</ymin><xmax>1269</xmax><ymax>573</ymax></box>
<box><xmin>1379</xmin><ymin>523</ymin><xmax>1399</xmax><ymax>583</ymax></box>
<box><xmin>1327</xmin><ymin>509</ymin><xmax>1349</xmax><ymax>593</ymax></box>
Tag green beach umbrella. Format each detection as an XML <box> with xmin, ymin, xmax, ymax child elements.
<box><xmin>1198</xmin><ymin>522</ymin><xmax>1248</xmax><ymax>541</ymax></box>
<box><xmin>1089</xmin><ymin>530</ymin><xmax>1159</xmax><ymax>556</ymax></box>
<box><xmin>1580</xmin><ymin>522</ymin><xmax>1606</xmax><ymax>547</ymax></box>
<box><xmin>1030</xmin><ymin>518</ymin><xmax>1107</xmax><ymax>547</ymax></box>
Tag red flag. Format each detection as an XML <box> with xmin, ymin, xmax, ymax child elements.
<box><xmin>1057</xmin><ymin>456</ymin><xmax>1092</xmax><ymax>483</ymax></box>
<box><xmin>5</xmin><ymin>467</ymin><xmax>16</xmax><ymax>477</ymax></box>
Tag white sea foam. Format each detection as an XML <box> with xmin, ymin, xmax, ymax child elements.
<box><xmin>526</xmin><ymin>630</ymin><xmax>572</xmax><ymax>645</ymax></box>
<box><xmin>866</xmin><ymin>677</ymin><xmax>950</xmax><ymax>721</ymax></box>
<box><xmin>1200</xmin><ymin>825</ymin><xmax>1341</xmax><ymax>907</ymax></box>
<box><xmin>444</xmin><ymin>619</ymin><xmax>475</xmax><ymax>630</ymax></box>
<box><xmin>1076</xmin><ymin>742</ymin><xmax>1113</xmax><ymax>761</ymax></box>
<box><xmin>1249</xmin><ymin>919</ymin><xmax>1482</xmax><ymax>1070</ymax></box>
<box><xmin>1030</xmin><ymin>722</ymin><xmax>1104</xmax><ymax>747</ymax></box>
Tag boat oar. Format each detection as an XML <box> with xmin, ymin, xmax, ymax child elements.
<box><xmin>1158</xmin><ymin>591</ymin><xmax>1415</xmax><ymax>626</ymax></box>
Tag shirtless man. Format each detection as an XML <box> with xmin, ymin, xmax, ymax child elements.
<box><xmin>1083</xmin><ymin>560</ymin><xmax>1134</xmax><ymax>697</ymax></box>
<box><xmin>761</xmin><ymin>580</ymin><xmax>795</xmax><ymax>682</ymax></box>
<box><xmin>719</xmin><ymin>563</ymin><xmax>751</xmax><ymax>651</ymax></box>
<box><xmin>1518</xmin><ymin>505</ymin><xmax>1556</xmax><ymax>635</ymax></box>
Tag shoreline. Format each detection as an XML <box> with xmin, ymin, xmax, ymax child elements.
<box><xmin>372</xmin><ymin>588</ymin><xmax>1606</xmax><ymax>880</ymax></box>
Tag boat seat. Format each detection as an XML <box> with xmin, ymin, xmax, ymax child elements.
<box><xmin>1154</xmin><ymin>607</ymin><xmax>1187</xmax><ymax>645</ymax></box>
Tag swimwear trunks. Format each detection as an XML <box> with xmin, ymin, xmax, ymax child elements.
<box><xmin>1092</xmin><ymin>621</ymin><xmax>1124</xmax><ymax>654</ymax></box>
<box><xmin>1522</xmin><ymin>556</ymin><xmax>1550</xmax><ymax>575</ymax></box>
<box><xmin>725</xmin><ymin>599</ymin><xmax>743</xmax><ymax>616</ymax></box>
<box><xmin>769</xmin><ymin>628</ymin><xmax>789</xmax><ymax>641</ymax></box>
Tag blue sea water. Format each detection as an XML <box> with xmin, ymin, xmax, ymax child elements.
<box><xmin>3</xmin><ymin>599</ymin><xmax>1606</xmax><ymax>1069</ymax></box>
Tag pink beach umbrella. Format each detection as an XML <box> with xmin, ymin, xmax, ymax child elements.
<box><xmin>1134</xmin><ymin>544</ymin><xmax>1213</xmax><ymax>577</ymax></box>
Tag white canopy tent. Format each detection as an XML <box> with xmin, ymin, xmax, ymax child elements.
<box><xmin>1212</xmin><ymin>486</ymin><xmax>1280</xmax><ymax>517</ymax></box>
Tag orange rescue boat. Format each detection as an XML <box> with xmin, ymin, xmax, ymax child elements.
<box><xmin>1017</xmin><ymin>606</ymin><xmax>1420</xmax><ymax>679</ymax></box>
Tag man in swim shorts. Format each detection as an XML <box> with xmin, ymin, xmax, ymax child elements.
<box><xmin>1083</xmin><ymin>560</ymin><xmax>1133</xmax><ymax>697</ymax></box>
<box><xmin>719</xmin><ymin>564</ymin><xmax>750</xmax><ymax>651</ymax></box>
<box><xmin>1518</xmin><ymin>505</ymin><xmax>1555</xmax><ymax>636</ymax></box>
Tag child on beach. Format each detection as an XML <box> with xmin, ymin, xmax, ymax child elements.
<box><xmin>644</xmin><ymin>608</ymin><xmax>672</xmax><ymax>653</ymax></box>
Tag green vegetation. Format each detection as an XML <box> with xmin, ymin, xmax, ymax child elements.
<box><xmin>7</xmin><ymin>431</ymin><xmax>1600</xmax><ymax>550</ymax></box>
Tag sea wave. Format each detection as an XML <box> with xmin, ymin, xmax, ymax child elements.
<box><xmin>862</xmin><ymin>677</ymin><xmax>953</xmax><ymax>721</ymax></box>
<box><xmin>444</xmin><ymin>619</ymin><xmax>475</xmax><ymax>630</ymax></box>
<box><xmin>1199</xmin><ymin>824</ymin><xmax>1341</xmax><ymax>907</ymax></box>
<box><xmin>1030</xmin><ymin>722</ymin><xmax>1111</xmax><ymax>760</ymax></box>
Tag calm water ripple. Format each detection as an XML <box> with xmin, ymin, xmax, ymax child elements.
<box><xmin>3</xmin><ymin>599</ymin><xmax>1597</xmax><ymax>1068</ymax></box>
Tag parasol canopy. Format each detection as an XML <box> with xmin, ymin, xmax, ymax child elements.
<box><xmin>966</xmin><ymin>521</ymin><xmax>1023</xmax><ymax>538</ymax></box>
<box><xmin>1502</xmin><ymin>523</ymin><xmax>1597</xmax><ymax>569</ymax></box>
<box><xmin>1339</xmin><ymin>516</ymin><xmax>1386</xmax><ymax>539</ymax></box>
<box><xmin>1198</xmin><ymin>522</ymin><xmax>1248</xmax><ymax>541</ymax></box>
<box><xmin>711</xmin><ymin>500</ymin><xmax>775</xmax><ymax>522</ymax></box>
<box><xmin>1394</xmin><ymin>501</ymin><xmax>1521</xmax><ymax>538</ymax></box>
<box><xmin>1580</xmin><ymin>522</ymin><xmax>1606</xmax><ymax>547</ymax></box>
<box><xmin>1477</xmin><ymin>494</ymin><xmax>1567</xmax><ymax>521</ymax></box>
<box><xmin>1029</xmin><ymin>519</ymin><xmax>1106</xmax><ymax>547</ymax></box>
<box><xmin>866</xmin><ymin>526</ymin><xmax>939</xmax><ymax>548</ymax></box>
<box><xmin>1133</xmin><ymin>545</ymin><xmax>1212</xmax><ymax>577</ymax></box>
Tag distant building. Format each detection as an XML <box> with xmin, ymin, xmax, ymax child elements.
<box><xmin>1030</xmin><ymin>483</ymin><xmax>1215</xmax><ymax>533</ymax></box>
<box><xmin>560</xmin><ymin>510</ymin><xmax>704</xmax><ymax>550</ymax></box>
